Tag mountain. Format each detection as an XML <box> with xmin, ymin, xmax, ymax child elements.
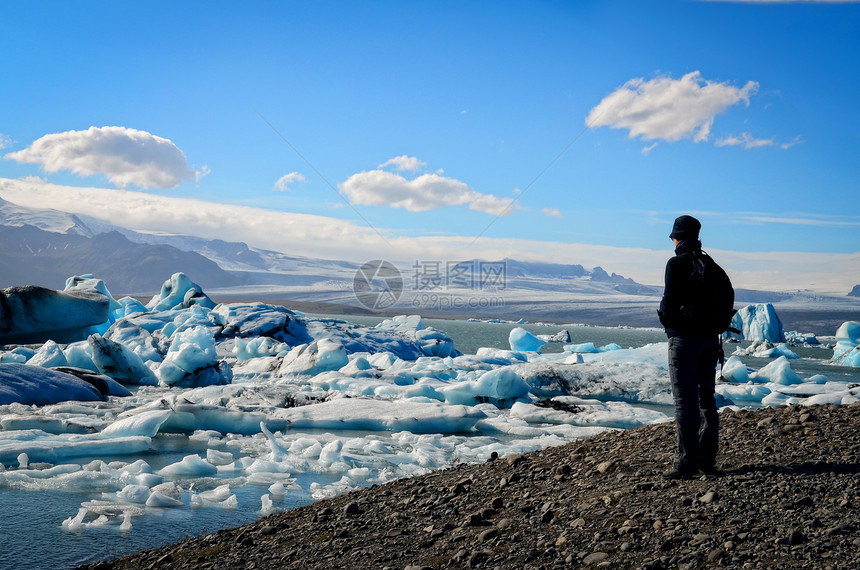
<box><xmin>849</xmin><ymin>285</ymin><xmax>860</xmax><ymax>298</ymax></box>
<box><xmin>0</xmin><ymin>225</ymin><xmax>245</xmax><ymax>294</ymax></box>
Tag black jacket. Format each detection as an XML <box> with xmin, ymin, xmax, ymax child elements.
<box><xmin>658</xmin><ymin>240</ymin><xmax>713</xmax><ymax>338</ymax></box>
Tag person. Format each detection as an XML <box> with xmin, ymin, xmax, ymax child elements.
<box><xmin>657</xmin><ymin>215</ymin><xmax>726</xmax><ymax>479</ymax></box>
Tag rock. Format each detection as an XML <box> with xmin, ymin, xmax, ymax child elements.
<box><xmin>583</xmin><ymin>551</ymin><xmax>609</xmax><ymax>565</ymax></box>
<box><xmin>699</xmin><ymin>490</ymin><xmax>718</xmax><ymax>504</ymax></box>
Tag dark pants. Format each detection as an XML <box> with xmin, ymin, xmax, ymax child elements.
<box><xmin>668</xmin><ymin>335</ymin><xmax>719</xmax><ymax>471</ymax></box>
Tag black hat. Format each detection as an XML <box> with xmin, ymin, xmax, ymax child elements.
<box><xmin>669</xmin><ymin>215</ymin><xmax>701</xmax><ymax>240</ymax></box>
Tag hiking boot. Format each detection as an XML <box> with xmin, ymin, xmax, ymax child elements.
<box><xmin>698</xmin><ymin>464</ymin><xmax>724</xmax><ymax>476</ymax></box>
<box><xmin>663</xmin><ymin>466</ymin><xmax>696</xmax><ymax>480</ymax></box>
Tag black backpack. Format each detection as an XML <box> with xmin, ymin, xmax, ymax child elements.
<box><xmin>681</xmin><ymin>250</ymin><xmax>737</xmax><ymax>336</ymax></box>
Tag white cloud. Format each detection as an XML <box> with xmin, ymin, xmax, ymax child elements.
<box><xmin>586</xmin><ymin>71</ymin><xmax>758</xmax><ymax>143</ymax></box>
<box><xmin>542</xmin><ymin>207</ymin><xmax>563</xmax><ymax>219</ymax></box>
<box><xmin>274</xmin><ymin>171</ymin><xmax>307</xmax><ymax>191</ymax></box>
<box><xmin>641</xmin><ymin>142</ymin><xmax>659</xmax><ymax>155</ymax></box>
<box><xmin>715</xmin><ymin>132</ymin><xmax>775</xmax><ymax>149</ymax></box>
<box><xmin>339</xmin><ymin>169</ymin><xmax>517</xmax><ymax>216</ymax></box>
<box><xmin>377</xmin><ymin>155</ymin><xmax>427</xmax><ymax>172</ymax></box>
<box><xmin>194</xmin><ymin>165</ymin><xmax>211</xmax><ymax>185</ymax></box>
<box><xmin>5</xmin><ymin>126</ymin><xmax>194</xmax><ymax>190</ymax></box>
<box><xmin>780</xmin><ymin>135</ymin><xmax>804</xmax><ymax>149</ymax></box>
<box><xmin>0</xmin><ymin>176</ymin><xmax>857</xmax><ymax>295</ymax></box>
<box><xmin>0</xmin><ymin>133</ymin><xmax>11</xmax><ymax>150</ymax></box>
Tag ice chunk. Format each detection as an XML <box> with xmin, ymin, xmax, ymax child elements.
<box><xmin>720</xmin><ymin>356</ymin><xmax>750</xmax><ymax>383</ymax></box>
<box><xmin>279</xmin><ymin>339</ymin><xmax>348</xmax><ymax>376</ymax></box>
<box><xmin>28</xmin><ymin>340</ymin><xmax>70</xmax><ymax>368</ymax></box>
<box><xmin>537</xmin><ymin>330</ymin><xmax>572</xmax><ymax>343</ymax></box>
<box><xmin>211</xmin><ymin>302</ymin><xmax>310</xmax><ymax>344</ymax></box>
<box><xmin>508</xmin><ymin>327</ymin><xmax>547</xmax><ymax>353</ymax></box>
<box><xmin>440</xmin><ymin>368</ymin><xmax>531</xmax><ymax>407</ymax></box>
<box><xmin>88</xmin><ymin>334</ymin><xmax>159</xmax><ymax>386</ymax></box>
<box><xmin>101</xmin><ymin>410</ymin><xmax>171</xmax><ymax>438</ymax></box>
<box><xmin>145</xmin><ymin>491</ymin><xmax>184</xmax><ymax>508</ymax></box>
<box><xmin>51</xmin><ymin>367</ymin><xmax>132</xmax><ymax>398</ymax></box>
<box><xmin>234</xmin><ymin>337</ymin><xmax>288</xmax><ymax>363</ymax></box>
<box><xmin>0</xmin><ymin>363</ymin><xmax>105</xmax><ymax>405</ymax></box>
<box><xmin>833</xmin><ymin>321</ymin><xmax>860</xmax><ymax>366</ymax></box>
<box><xmin>206</xmin><ymin>448</ymin><xmax>235</xmax><ymax>466</ymax></box>
<box><xmin>0</xmin><ymin>283</ymin><xmax>110</xmax><ymax>345</ymax></box>
<box><xmin>156</xmin><ymin>326</ymin><xmax>232</xmax><ymax>388</ymax></box>
<box><xmin>104</xmin><ymin>320</ymin><xmax>163</xmax><ymax>365</ymax></box>
<box><xmin>376</xmin><ymin>315</ymin><xmax>424</xmax><ymax>332</ymax></box>
<box><xmin>63</xmin><ymin>341</ymin><xmax>97</xmax><ymax>371</ymax></box>
<box><xmin>158</xmin><ymin>454</ymin><xmax>217</xmax><ymax>477</ymax></box>
<box><xmin>563</xmin><ymin>342</ymin><xmax>622</xmax><ymax>353</ymax></box>
<box><xmin>271</xmin><ymin>398</ymin><xmax>486</xmax><ymax>433</ymax></box>
<box><xmin>727</xmin><ymin>303</ymin><xmax>785</xmax><ymax>342</ymax></box>
<box><xmin>751</xmin><ymin>356</ymin><xmax>803</xmax><ymax>385</ymax></box>
<box><xmin>146</xmin><ymin>272</ymin><xmax>215</xmax><ymax>312</ymax></box>
<box><xmin>415</xmin><ymin>328</ymin><xmax>458</xmax><ymax>358</ymax></box>
<box><xmin>114</xmin><ymin>296</ymin><xmax>148</xmax><ymax>318</ymax></box>
<box><xmin>116</xmin><ymin>484</ymin><xmax>151</xmax><ymax>504</ymax></box>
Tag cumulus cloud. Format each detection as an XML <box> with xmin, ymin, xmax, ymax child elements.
<box><xmin>0</xmin><ymin>133</ymin><xmax>11</xmax><ymax>150</ymax></box>
<box><xmin>586</xmin><ymin>71</ymin><xmax>758</xmax><ymax>143</ymax></box>
<box><xmin>339</xmin><ymin>168</ymin><xmax>517</xmax><ymax>216</ymax></box>
<box><xmin>542</xmin><ymin>207</ymin><xmax>563</xmax><ymax>219</ymax></box>
<box><xmin>715</xmin><ymin>132</ymin><xmax>775</xmax><ymax>149</ymax></box>
<box><xmin>274</xmin><ymin>171</ymin><xmax>307</xmax><ymax>191</ymax></box>
<box><xmin>378</xmin><ymin>155</ymin><xmax>427</xmax><ymax>172</ymax></box>
<box><xmin>5</xmin><ymin>126</ymin><xmax>195</xmax><ymax>189</ymax></box>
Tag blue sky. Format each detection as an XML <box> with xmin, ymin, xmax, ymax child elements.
<box><xmin>1</xmin><ymin>0</ymin><xmax>858</xmax><ymax>293</ymax></box>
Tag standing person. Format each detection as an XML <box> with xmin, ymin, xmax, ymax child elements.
<box><xmin>658</xmin><ymin>215</ymin><xmax>734</xmax><ymax>479</ymax></box>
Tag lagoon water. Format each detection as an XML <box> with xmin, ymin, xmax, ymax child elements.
<box><xmin>1</xmin><ymin>316</ymin><xmax>857</xmax><ymax>569</ymax></box>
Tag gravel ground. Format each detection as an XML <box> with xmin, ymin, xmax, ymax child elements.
<box><xmin>80</xmin><ymin>402</ymin><xmax>860</xmax><ymax>570</ymax></box>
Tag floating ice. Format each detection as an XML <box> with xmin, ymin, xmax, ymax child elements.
<box><xmin>720</xmin><ymin>356</ymin><xmax>751</xmax><ymax>383</ymax></box>
<box><xmin>439</xmin><ymin>368</ymin><xmax>531</xmax><ymax>407</ymax></box>
<box><xmin>146</xmin><ymin>272</ymin><xmax>215</xmax><ymax>312</ymax></box>
<box><xmin>89</xmin><ymin>334</ymin><xmax>159</xmax><ymax>386</ymax></box>
<box><xmin>158</xmin><ymin>454</ymin><xmax>217</xmax><ymax>477</ymax></box>
<box><xmin>751</xmin><ymin>356</ymin><xmax>803</xmax><ymax>385</ymax></box>
<box><xmin>156</xmin><ymin>326</ymin><xmax>232</xmax><ymax>387</ymax></box>
<box><xmin>280</xmin><ymin>338</ymin><xmax>348</xmax><ymax>376</ymax></box>
<box><xmin>563</xmin><ymin>342</ymin><xmax>622</xmax><ymax>353</ymax></box>
<box><xmin>727</xmin><ymin>303</ymin><xmax>786</xmax><ymax>342</ymax></box>
<box><xmin>28</xmin><ymin>340</ymin><xmax>70</xmax><ymax>368</ymax></box>
<box><xmin>508</xmin><ymin>327</ymin><xmax>547</xmax><ymax>352</ymax></box>
<box><xmin>1</xmin><ymin>364</ymin><xmax>109</xmax><ymax>405</ymax></box>
<box><xmin>833</xmin><ymin>321</ymin><xmax>860</xmax><ymax>367</ymax></box>
<box><xmin>733</xmin><ymin>341</ymin><xmax>798</xmax><ymax>359</ymax></box>
<box><xmin>0</xmin><ymin>281</ymin><xmax>110</xmax><ymax>345</ymax></box>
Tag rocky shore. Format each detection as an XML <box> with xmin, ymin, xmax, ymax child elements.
<box><xmin>80</xmin><ymin>403</ymin><xmax>860</xmax><ymax>570</ymax></box>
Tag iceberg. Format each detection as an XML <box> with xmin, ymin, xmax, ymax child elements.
<box><xmin>89</xmin><ymin>334</ymin><xmax>159</xmax><ymax>385</ymax></box>
<box><xmin>0</xmin><ymin>283</ymin><xmax>110</xmax><ymax>344</ymax></box>
<box><xmin>727</xmin><ymin>303</ymin><xmax>785</xmax><ymax>342</ymax></box>
<box><xmin>156</xmin><ymin>326</ymin><xmax>232</xmax><ymax>387</ymax></box>
<box><xmin>146</xmin><ymin>272</ymin><xmax>215</xmax><ymax>312</ymax></box>
<box><xmin>833</xmin><ymin>321</ymin><xmax>860</xmax><ymax>367</ymax></box>
<box><xmin>0</xmin><ymin>363</ymin><xmax>125</xmax><ymax>406</ymax></box>
<box><xmin>508</xmin><ymin>327</ymin><xmax>547</xmax><ymax>353</ymax></box>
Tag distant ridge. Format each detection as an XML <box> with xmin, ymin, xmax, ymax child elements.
<box><xmin>0</xmin><ymin>224</ymin><xmax>244</xmax><ymax>294</ymax></box>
